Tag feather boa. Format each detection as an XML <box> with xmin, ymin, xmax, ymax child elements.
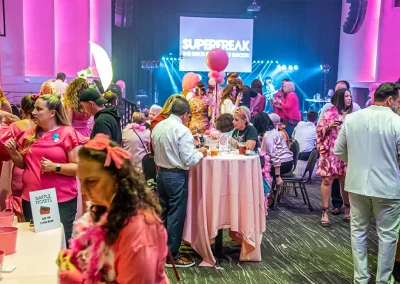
<box><xmin>69</xmin><ymin>211</ymin><xmax>116</xmax><ymax>283</ymax></box>
<box><xmin>125</xmin><ymin>123</ymin><xmax>146</xmax><ymax>132</ymax></box>
<box><xmin>259</xmin><ymin>152</ymin><xmax>272</xmax><ymax>216</ymax></box>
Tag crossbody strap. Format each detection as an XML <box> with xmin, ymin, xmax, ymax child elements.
<box><xmin>131</xmin><ymin>128</ymin><xmax>149</xmax><ymax>153</ymax></box>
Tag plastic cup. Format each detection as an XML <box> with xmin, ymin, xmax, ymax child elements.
<box><xmin>0</xmin><ymin>211</ymin><xmax>15</xmax><ymax>227</ymax></box>
<box><xmin>238</xmin><ymin>143</ymin><xmax>247</xmax><ymax>155</ymax></box>
<box><xmin>210</xmin><ymin>149</ymin><xmax>219</xmax><ymax>157</ymax></box>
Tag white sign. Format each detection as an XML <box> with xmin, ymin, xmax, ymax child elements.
<box><xmin>219</xmin><ymin>133</ymin><xmax>230</xmax><ymax>152</ymax></box>
<box><xmin>29</xmin><ymin>188</ymin><xmax>61</xmax><ymax>233</ymax></box>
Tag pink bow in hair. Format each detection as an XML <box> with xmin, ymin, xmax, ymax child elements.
<box><xmin>84</xmin><ymin>134</ymin><xmax>132</xmax><ymax>169</ymax></box>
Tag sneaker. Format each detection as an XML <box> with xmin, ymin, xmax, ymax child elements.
<box><xmin>165</xmin><ymin>256</ymin><xmax>195</xmax><ymax>268</ymax></box>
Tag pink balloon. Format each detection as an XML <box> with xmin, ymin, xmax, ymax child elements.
<box><xmin>217</xmin><ymin>74</ymin><xmax>224</xmax><ymax>82</ymax></box>
<box><xmin>208</xmin><ymin>71</ymin><xmax>214</xmax><ymax>79</ymax></box>
<box><xmin>116</xmin><ymin>80</ymin><xmax>125</xmax><ymax>90</ymax></box>
<box><xmin>219</xmin><ymin>71</ymin><xmax>226</xmax><ymax>78</ymax></box>
<box><xmin>206</xmin><ymin>49</ymin><xmax>229</xmax><ymax>72</ymax></box>
<box><xmin>208</xmin><ymin>78</ymin><xmax>216</xmax><ymax>86</ymax></box>
<box><xmin>212</xmin><ymin>70</ymin><xmax>219</xmax><ymax>78</ymax></box>
<box><xmin>219</xmin><ymin>79</ymin><xmax>225</xmax><ymax>85</ymax></box>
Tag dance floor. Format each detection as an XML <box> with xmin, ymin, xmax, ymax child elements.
<box><xmin>166</xmin><ymin>178</ymin><xmax>379</xmax><ymax>284</ymax></box>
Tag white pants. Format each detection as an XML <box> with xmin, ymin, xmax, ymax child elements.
<box><xmin>349</xmin><ymin>193</ymin><xmax>400</xmax><ymax>284</ymax></box>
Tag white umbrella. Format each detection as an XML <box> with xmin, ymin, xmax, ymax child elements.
<box><xmin>89</xmin><ymin>41</ymin><xmax>113</xmax><ymax>90</ymax></box>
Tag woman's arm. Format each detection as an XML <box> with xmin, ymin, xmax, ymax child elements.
<box><xmin>5</xmin><ymin>139</ymin><xmax>25</xmax><ymax>169</ymax></box>
<box><xmin>40</xmin><ymin>145</ymin><xmax>81</xmax><ymax>176</ymax></box>
<box><xmin>246</xmin><ymin>140</ymin><xmax>257</xmax><ymax>151</ymax></box>
<box><xmin>64</xmin><ymin>106</ymin><xmax>73</xmax><ymax>124</ymax></box>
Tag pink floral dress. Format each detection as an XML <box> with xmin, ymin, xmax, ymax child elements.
<box><xmin>188</xmin><ymin>95</ymin><xmax>211</xmax><ymax>134</ymax></box>
<box><xmin>316</xmin><ymin>107</ymin><xmax>347</xmax><ymax>177</ymax></box>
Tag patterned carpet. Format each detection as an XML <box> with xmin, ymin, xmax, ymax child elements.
<box><xmin>166</xmin><ymin>179</ymin><xmax>380</xmax><ymax>284</ymax></box>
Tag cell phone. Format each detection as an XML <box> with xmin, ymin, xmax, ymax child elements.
<box><xmin>335</xmin><ymin>120</ymin><xmax>343</xmax><ymax>125</ymax></box>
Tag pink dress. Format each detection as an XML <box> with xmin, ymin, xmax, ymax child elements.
<box><xmin>72</xmin><ymin>111</ymin><xmax>92</xmax><ymax>137</ymax></box>
<box><xmin>281</xmin><ymin>92</ymin><xmax>301</xmax><ymax>124</ymax></box>
<box><xmin>18</xmin><ymin>125</ymin><xmax>87</xmax><ymax>202</ymax></box>
<box><xmin>316</xmin><ymin>107</ymin><xmax>347</xmax><ymax>177</ymax></box>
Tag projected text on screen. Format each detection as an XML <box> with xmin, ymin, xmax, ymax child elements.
<box><xmin>179</xmin><ymin>17</ymin><xmax>254</xmax><ymax>72</ymax></box>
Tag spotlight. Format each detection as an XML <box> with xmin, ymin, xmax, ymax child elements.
<box><xmin>261</xmin><ymin>61</ymin><xmax>264</xmax><ymax>64</ymax></box>
<box><xmin>288</xmin><ymin>65</ymin><xmax>293</xmax><ymax>71</ymax></box>
<box><xmin>253</xmin><ymin>60</ymin><xmax>256</xmax><ymax>64</ymax></box>
<box><xmin>282</xmin><ymin>65</ymin><xmax>287</xmax><ymax>71</ymax></box>
<box><xmin>320</xmin><ymin>65</ymin><xmax>323</xmax><ymax>70</ymax></box>
<box><xmin>174</xmin><ymin>58</ymin><xmax>178</xmax><ymax>61</ymax></box>
<box><xmin>322</xmin><ymin>64</ymin><xmax>331</xmax><ymax>74</ymax></box>
<box><xmin>266</xmin><ymin>61</ymin><xmax>269</xmax><ymax>63</ymax></box>
<box><xmin>162</xmin><ymin>57</ymin><xmax>165</xmax><ymax>60</ymax></box>
<box><xmin>257</xmin><ymin>60</ymin><xmax>260</xmax><ymax>64</ymax></box>
<box><xmin>294</xmin><ymin>65</ymin><xmax>299</xmax><ymax>71</ymax></box>
<box><xmin>275</xmin><ymin>61</ymin><xmax>279</xmax><ymax>64</ymax></box>
<box><xmin>277</xmin><ymin>65</ymin><xmax>282</xmax><ymax>70</ymax></box>
<box><xmin>169</xmin><ymin>58</ymin><xmax>173</xmax><ymax>61</ymax></box>
<box><xmin>166</xmin><ymin>58</ymin><xmax>169</xmax><ymax>61</ymax></box>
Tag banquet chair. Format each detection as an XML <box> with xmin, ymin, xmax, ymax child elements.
<box><xmin>273</xmin><ymin>149</ymin><xmax>318</xmax><ymax>211</ymax></box>
<box><xmin>282</xmin><ymin>139</ymin><xmax>300</xmax><ymax>196</ymax></box>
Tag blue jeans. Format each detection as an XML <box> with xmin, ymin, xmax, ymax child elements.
<box><xmin>157</xmin><ymin>170</ymin><xmax>189</xmax><ymax>259</ymax></box>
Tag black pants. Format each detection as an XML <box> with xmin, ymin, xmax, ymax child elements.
<box><xmin>298</xmin><ymin>151</ymin><xmax>311</xmax><ymax>161</ymax></box>
<box><xmin>284</xmin><ymin>123</ymin><xmax>296</xmax><ymax>138</ymax></box>
<box><xmin>22</xmin><ymin>197</ymin><xmax>77</xmax><ymax>247</ymax></box>
<box><xmin>270</xmin><ymin>160</ymin><xmax>293</xmax><ymax>178</ymax></box>
<box><xmin>331</xmin><ymin>179</ymin><xmax>343</xmax><ymax>208</ymax></box>
<box><xmin>157</xmin><ymin>169</ymin><xmax>189</xmax><ymax>260</ymax></box>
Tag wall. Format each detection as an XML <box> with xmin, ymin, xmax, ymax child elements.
<box><xmin>0</xmin><ymin>0</ymin><xmax>112</xmax><ymax>104</ymax></box>
<box><xmin>338</xmin><ymin>0</ymin><xmax>400</xmax><ymax>103</ymax></box>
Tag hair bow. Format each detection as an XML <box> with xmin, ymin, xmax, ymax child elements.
<box><xmin>31</xmin><ymin>94</ymin><xmax>40</xmax><ymax>101</ymax></box>
<box><xmin>84</xmin><ymin>134</ymin><xmax>132</xmax><ymax>169</ymax></box>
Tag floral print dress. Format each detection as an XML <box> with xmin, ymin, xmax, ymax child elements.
<box><xmin>316</xmin><ymin>106</ymin><xmax>347</xmax><ymax>177</ymax></box>
<box><xmin>189</xmin><ymin>95</ymin><xmax>211</xmax><ymax>134</ymax></box>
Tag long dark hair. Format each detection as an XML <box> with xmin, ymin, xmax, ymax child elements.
<box><xmin>251</xmin><ymin>79</ymin><xmax>263</xmax><ymax>94</ymax></box>
<box><xmin>78</xmin><ymin>142</ymin><xmax>161</xmax><ymax>245</ymax></box>
<box><xmin>333</xmin><ymin>88</ymin><xmax>353</xmax><ymax>114</ymax></box>
<box><xmin>252</xmin><ymin>112</ymin><xmax>275</xmax><ymax>136</ymax></box>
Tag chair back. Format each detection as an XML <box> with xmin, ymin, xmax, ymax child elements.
<box><xmin>289</xmin><ymin>139</ymin><xmax>300</xmax><ymax>172</ymax></box>
<box><xmin>142</xmin><ymin>153</ymin><xmax>157</xmax><ymax>182</ymax></box>
<box><xmin>302</xmin><ymin>149</ymin><xmax>318</xmax><ymax>182</ymax></box>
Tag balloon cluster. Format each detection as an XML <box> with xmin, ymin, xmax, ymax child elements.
<box><xmin>206</xmin><ymin>48</ymin><xmax>229</xmax><ymax>86</ymax></box>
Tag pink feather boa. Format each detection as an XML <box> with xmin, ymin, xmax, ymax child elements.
<box><xmin>126</xmin><ymin>123</ymin><xmax>146</xmax><ymax>132</ymax></box>
<box><xmin>69</xmin><ymin>211</ymin><xmax>116</xmax><ymax>283</ymax></box>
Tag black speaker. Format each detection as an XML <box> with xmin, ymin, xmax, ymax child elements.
<box><xmin>115</xmin><ymin>0</ymin><xmax>134</xmax><ymax>28</ymax></box>
<box><xmin>343</xmin><ymin>0</ymin><xmax>368</xmax><ymax>35</ymax></box>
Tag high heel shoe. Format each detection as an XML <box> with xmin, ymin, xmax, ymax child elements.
<box><xmin>321</xmin><ymin>207</ymin><xmax>330</xmax><ymax>227</ymax></box>
<box><xmin>343</xmin><ymin>204</ymin><xmax>351</xmax><ymax>222</ymax></box>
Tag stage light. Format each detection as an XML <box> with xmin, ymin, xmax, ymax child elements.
<box><xmin>294</xmin><ymin>65</ymin><xmax>299</xmax><ymax>70</ymax></box>
<box><xmin>162</xmin><ymin>57</ymin><xmax>165</xmax><ymax>60</ymax></box>
<box><xmin>166</xmin><ymin>58</ymin><xmax>169</xmax><ymax>61</ymax></box>
<box><xmin>282</xmin><ymin>65</ymin><xmax>287</xmax><ymax>71</ymax></box>
<box><xmin>266</xmin><ymin>61</ymin><xmax>269</xmax><ymax>63</ymax></box>
<box><xmin>261</xmin><ymin>61</ymin><xmax>264</xmax><ymax>64</ymax></box>
<box><xmin>174</xmin><ymin>58</ymin><xmax>178</xmax><ymax>61</ymax></box>
<box><xmin>169</xmin><ymin>58</ymin><xmax>173</xmax><ymax>61</ymax></box>
<box><xmin>277</xmin><ymin>65</ymin><xmax>282</xmax><ymax>70</ymax></box>
<box><xmin>257</xmin><ymin>60</ymin><xmax>260</xmax><ymax>64</ymax></box>
<box><xmin>253</xmin><ymin>60</ymin><xmax>256</xmax><ymax>63</ymax></box>
<box><xmin>288</xmin><ymin>65</ymin><xmax>293</xmax><ymax>71</ymax></box>
<box><xmin>320</xmin><ymin>65</ymin><xmax>323</xmax><ymax>70</ymax></box>
<box><xmin>275</xmin><ymin>61</ymin><xmax>279</xmax><ymax>64</ymax></box>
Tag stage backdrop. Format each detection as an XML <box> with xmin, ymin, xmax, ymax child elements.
<box><xmin>112</xmin><ymin>0</ymin><xmax>342</xmax><ymax>107</ymax></box>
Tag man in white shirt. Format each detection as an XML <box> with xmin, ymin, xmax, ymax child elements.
<box><xmin>53</xmin><ymin>72</ymin><xmax>68</xmax><ymax>99</ymax></box>
<box><xmin>292</xmin><ymin>110</ymin><xmax>317</xmax><ymax>161</ymax></box>
<box><xmin>334</xmin><ymin>83</ymin><xmax>400</xmax><ymax>284</ymax></box>
<box><xmin>152</xmin><ymin>96</ymin><xmax>207</xmax><ymax>268</ymax></box>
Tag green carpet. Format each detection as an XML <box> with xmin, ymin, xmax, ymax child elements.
<box><xmin>166</xmin><ymin>179</ymin><xmax>379</xmax><ymax>284</ymax></box>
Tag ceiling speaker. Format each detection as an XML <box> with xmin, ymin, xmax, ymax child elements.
<box><xmin>343</xmin><ymin>0</ymin><xmax>368</xmax><ymax>34</ymax></box>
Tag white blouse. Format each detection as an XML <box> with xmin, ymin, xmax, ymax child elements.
<box><xmin>220</xmin><ymin>99</ymin><xmax>237</xmax><ymax>114</ymax></box>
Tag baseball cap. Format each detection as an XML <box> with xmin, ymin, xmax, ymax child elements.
<box><xmin>80</xmin><ymin>88</ymin><xmax>107</xmax><ymax>105</ymax></box>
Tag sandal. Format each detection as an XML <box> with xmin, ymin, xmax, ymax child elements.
<box><xmin>321</xmin><ymin>207</ymin><xmax>330</xmax><ymax>227</ymax></box>
<box><xmin>343</xmin><ymin>204</ymin><xmax>351</xmax><ymax>222</ymax></box>
<box><xmin>331</xmin><ymin>207</ymin><xmax>342</xmax><ymax>215</ymax></box>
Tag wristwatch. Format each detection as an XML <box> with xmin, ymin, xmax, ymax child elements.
<box><xmin>55</xmin><ymin>164</ymin><xmax>61</xmax><ymax>173</ymax></box>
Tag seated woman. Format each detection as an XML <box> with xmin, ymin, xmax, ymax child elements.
<box><xmin>216</xmin><ymin>113</ymin><xmax>234</xmax><ymax>135</ymax></box>
<box><xmin>253</xmin><ymin>112</ymin><xmax>293</xmax><ymax>186</ymax></box>
<box><xmin>122</xmin><ymin>112</ymin><xmax>150</xmax><ymax>169</ymax></box>
<box><xmin>231</xmin><ymin>106</ymin><xmax>258</xmax><ymax>151</ymax></box>
<box><xmin>268</xmin><ymin>113</ymin><xmax>290</xmax><ymax>146</ymax></box>
<box><xmin>57</xmin><ymin>134</ymin><xmax>169</xmax><ymax>284</ymax></box>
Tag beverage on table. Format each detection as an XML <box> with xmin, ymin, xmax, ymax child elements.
<box><xmin>238</xmin><ymin>142</ymin><xmax>247</xmax><ymax>155</ymax></box>
<box><xmin>210</xmin><ymin>149</ymin><xmax>219</xmax><ymax>156</ymax></box>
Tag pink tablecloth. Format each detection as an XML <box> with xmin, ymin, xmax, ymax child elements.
<box><xmin>183</xmin><ymin>153</ymin><xmax>266</xmax><ymax>267</ymax></box>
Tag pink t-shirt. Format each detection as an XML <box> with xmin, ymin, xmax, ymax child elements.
<box><xmin>111</xmin><ymin>211</ymin><xmax>169</xmax><ymax>284</ymax></box>
<box><xmin>18</xmin><ymin>126</ymin><xmax>86</xmax><ymax>202</ymax></box>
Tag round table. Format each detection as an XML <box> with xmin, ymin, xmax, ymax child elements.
<box><xmin>183</xmin><ymin>153</ymin><xmax>266</xmax><ymax>267</ymax></box>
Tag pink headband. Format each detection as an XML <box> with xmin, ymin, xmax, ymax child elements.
<box><xmin>84</xmin><ymin>134</ymin><xmax>132</xmax><ymax>169</ymax></box>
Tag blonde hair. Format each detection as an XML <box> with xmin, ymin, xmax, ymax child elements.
<box><xmin>283</xmin><ymin>81</ymin><xmax>295</xmax><ymax>94</ymax></box>
<box><xmin>0</xmin><ymin>88</ymin><xmax>6</xmax><ymax>102</ymax></box>
<box><xmin>159</xmin><ymin>94</ymin><xmax>182</xmax><ymax>116</ymax></box>
<box><xmin>39</xmin><ymin>81</ymin><xmax>57</xmax><ymax>96</ymax></box>
<box><xmin>21</xmin><ymin>95</ymin><xmax>71</xmax><ymax>154</ymax></box>
<box><xmin>63</xmin><ymin>78</ymin><xmax>89</xmax><ymax>112</ymax></box>
<box><xmin>131</xmin><ymin>112</ymin><xmax>146</xmax><ymax>124</ymax></box>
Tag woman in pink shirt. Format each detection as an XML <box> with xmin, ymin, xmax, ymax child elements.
<box><xmin>57</xmin><ymin>134</ymin><xmax>169</xmax><ymax>284</ymax></box>
<box><xmin>5</xmin><ymin>94</ymin><xmax>86</xmax><ymax>242</ymax></box>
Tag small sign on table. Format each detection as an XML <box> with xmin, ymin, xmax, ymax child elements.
<box><xmin>29</xmin><ymin>188</ymin><xmax>61</xmax><ymax>233</ymax></box>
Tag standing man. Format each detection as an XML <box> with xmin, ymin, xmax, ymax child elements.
<box><xmin>334</xmin><ymin>83</ymin><xmax>400</xmax><ymax>284</ymax></box>
<box><xmin>80</xmin><ymin>88</ymin><xmax>122</xmax><ymax>144</ymax></box>
<box><xmin>54</xmin><ymin>72</ymin><xmax>68</xmax><ymax>99</ymax></box>
<box><xmin>152</xmin><ymin>97</ymin><xmax>207</xmax><ymax>268</ymax></box>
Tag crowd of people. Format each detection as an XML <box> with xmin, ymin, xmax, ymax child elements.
<box><xmin>0</xmin><ymin>71</ymin><xmax>399</xmax><ymax>283</ymax></box>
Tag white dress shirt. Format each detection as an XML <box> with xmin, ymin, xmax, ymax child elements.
<box><xmin>292</xmin><ymin>121</ymin><xmax>316</xmax><ymax>153</ymax></box>
<box><xmin>319</xmin><ymin>102</ymin><xmax>361</xmax><ymax>122</ymax></box>
<box><xmin>53</xmin><ymin>79</ymin><xmax>68</xmax><ymax>99</ymax></box>
<box><xmin>221</xmin><ymin>99</ymin><xmax>237</xmax><ymax>114</ymax></box>
<box><xmin>151</xmin><ymin>114</ymin><xmax>204</xmax><ymax>170</ymax></box>
<box><xmin>334</xmin><ymin>106</ymin><xmax>400</xmax><ymax>199</ymax></box>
